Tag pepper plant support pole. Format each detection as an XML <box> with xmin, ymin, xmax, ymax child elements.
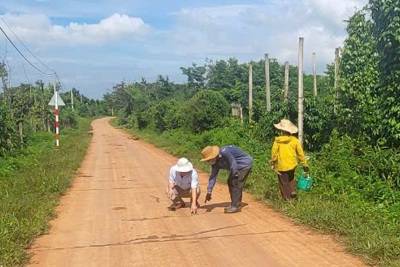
<box><xmin>298</xmin><ymin>37</ymin><xmax>304</xmax><ymax>146</ymax></box>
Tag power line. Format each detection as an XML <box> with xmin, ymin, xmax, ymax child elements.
<box><xmin>54</xmin><ymin>71</ymin><xmax>67</xmax><ymax>93</ymax></box>
<box><xmin>0</xmin><ymin>18</ymin><xmax>53</xmax><ymax>72</ymax></box>
<box><xmin>22</xmin><ymin>63</ymin><xmax>32</xmax><ymax>85</ymax></box>
<box><xmin>0</xmin><ymin>25</ymin><xmax>53</xmax><ymax>76</ymax></box>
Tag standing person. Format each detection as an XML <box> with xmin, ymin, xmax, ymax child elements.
<box><xmin>166</xmin><ymin>158</ymin><xmax>201</xmax><ymax>214</ymax></box>
<box><xmin>200</xmin><ymin>145</ymin><xmax>253</xmax><ymax>213</ymax></box>
<box><xmin>269</xmin><ymin>119</ymin><xmax>309</xmax><ymax>200</ymax></box>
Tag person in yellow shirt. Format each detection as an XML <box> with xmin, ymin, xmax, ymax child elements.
<box><xmin>269</xmin><ymin>119</ymin><xmax>309</xmax><ymax>200</ymax></box>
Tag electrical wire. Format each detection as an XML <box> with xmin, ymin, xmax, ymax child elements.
<box><xmin>22</xmin><ymin>63</ymin><xmax>32</xmax><ymax>85</ymax></box>
<box><xmin>0</xmin><ymin>18</ymin><xmax>71</xmax><ymax>97</ymax></box>
<box><xmin>0</xmin><ymin>25</ymin><xmax>53</xmax><ymax>76</ymax></box>
<box><xmin>0</xmin><ymin>17</ymin><xmax>53</xmax><ymax>72</ymax></box>
<box><xmin>54</xmin><ymin>71</ymin><xmax>67</xmax><ymax>93</ymax></box>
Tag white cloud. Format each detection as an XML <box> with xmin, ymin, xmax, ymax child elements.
<box><xmin>163</xmin><ymin>0</ymin><xmax>367</xmax><ymax>72</ymax></box>
<box><xmin>0</xmin><ymin>0</ymin><xmax>369</xmax><ymax>98</ymax></box>
<box><xmin>1</xmin><ymin>13</ymin><xmax>151</xmax><ymax>46</ymax></box>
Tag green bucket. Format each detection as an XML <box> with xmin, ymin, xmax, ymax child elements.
<box><xmin>297</xmin><ymin>172</ymin><xmax>313</xmax><ymax>191</ymax></box>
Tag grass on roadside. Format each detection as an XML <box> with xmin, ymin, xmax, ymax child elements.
<box><xmin>0</xmin><ymin>118</ymin><xmax>93</xmax><ymax>267</ymax></box>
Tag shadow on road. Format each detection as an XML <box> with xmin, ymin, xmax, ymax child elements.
<box><xmin>201</xmin><ymin>202</ymin><xmax>248</xmax><ymax>212</ymax></box>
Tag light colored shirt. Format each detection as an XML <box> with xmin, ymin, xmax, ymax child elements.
<box><xmin>169</xmin><ymin>166</ymin><xmax>199</xmax><ymax>190</ymax></box>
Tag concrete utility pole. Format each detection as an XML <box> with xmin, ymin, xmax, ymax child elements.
<box><xmin>298</xmin><ymin>37</ymin><xmax>304</xmax><ymax>146</ymax></box>
<box><xmin>248</xmin><ymin>63</ymin><xmax>253</xmax><ymax>122</ymax></box>
<box><xmin>313</xmin><ymin>52</ymin><xmax>317</xmax><ymax>97</ymax></box>
<box><xmin>71</xmin><ymin>89</ymin><xmax>74</xmax><ymax>110</ymax></box>
<box><xmin>265</xmin><ymin>53</ymin><xmax>271</xmax><ymax>112</ymax></box>
<box><xmin>334</xmin><ymin>48</ymin><xmax>340</xmax><ymax>114</ymax></box>
<box><xmin>284</xmin><ymin>61</ymin><xmax>289</xmax><ymax>102</ymax></box>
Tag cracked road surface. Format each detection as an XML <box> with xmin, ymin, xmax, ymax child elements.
<box><xmin>28</xmin><ymin>118</ymin><xmax>367</xmax><ymax>267</ymax></box>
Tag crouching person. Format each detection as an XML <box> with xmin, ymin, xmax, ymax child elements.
<box><xmin>166</xmin><ymin>158</ymin><xmax>201</xmax><ymax>214</ymax></box>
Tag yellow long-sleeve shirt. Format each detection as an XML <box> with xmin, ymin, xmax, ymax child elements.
<box><xmin>270</xmin><ymin>135</ymin><xmax>308</xmax><ymax>172</ymax></box>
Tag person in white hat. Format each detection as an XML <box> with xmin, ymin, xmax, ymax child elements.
<box><xmin>166</xmin><ymin>158</ymin><xmax>201</xmax><ymax>214</ymax></box>
<box><xmin>269</xmin><ymin>119</ymin><xmax>309</xmax><ymax>200</ymax></box>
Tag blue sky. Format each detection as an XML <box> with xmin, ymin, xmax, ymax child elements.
<box><xmin>0</xmin><ymin>0</ymin><xmax>368</xmax><ymax>99</ymax></box>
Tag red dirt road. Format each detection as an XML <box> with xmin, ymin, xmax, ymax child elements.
<box><xmin>28</xmin><ymin>118</ymin><xmax>368</xmax><ymax>267</ymax></box>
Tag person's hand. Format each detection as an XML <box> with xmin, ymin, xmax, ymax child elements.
<box><xmin>303</xmin><ymin>166</ymin><xmax>310</xmax><ymax>177</ymax></box>
<box><xmin>190</xmin><ymin>203</ymin><xmax>198</xmax><ymax>214</ymax></box>
<box><xmin>205</xmin><ymin>193</ymin><xmax>212</xmax><ymax>203</ymax></box>
<box><xmin>167</xmin><ymin>188</ymin><xmax>174</xmax><ymax>199</ymax></box>
<box><xmin>270</xmin><ymin>164</ymin><xmax>275</xmax><ymax>170</ymax></box>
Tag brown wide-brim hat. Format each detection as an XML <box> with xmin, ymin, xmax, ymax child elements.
<box><xmin>200</xmin><ymin>146</ymin><xmax>219</xmax><ymax>162</ymax></box>
<box><xmin>274</xmin><ymin>119</ymin><xmax>298</xmax><ymax>134</ymax></box>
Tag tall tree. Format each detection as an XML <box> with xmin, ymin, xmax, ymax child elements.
<box><xmin>180</xmin><ymin>63</ymin><xmax>207</xmax><ymax>91</ymax></box>
<box><xmin>370</xmin><ymin>0</ymin><xmax>400</xmax><ymax>145</ymax></box>
<box><xmin>338</xmin><ymin>9</ymin><xmax>381</xmax><ymax>142</ymax></box>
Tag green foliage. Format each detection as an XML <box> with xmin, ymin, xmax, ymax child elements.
<box><xmin>0</xmin><ymin>118</ymin><xmax>92</xmax><ymax>267</ymax></box>
<box><xmin>370</xmin><ymin>0</ymin><xmax>400</xmax><ymax>146</ymax></box>
<box><xmin>316</xmin><ymin>131</ymin><xmax>400</xmax><ymax>204</ymax></box>
<box><xmin>180</xmin><ymin>63</ymin><xmax>207</xmax><ymax>91</ymax></box>
<box><xmin>59</xmin><ymin>108</ymin><xmax>79</xmax><ymax>129</ymax></box>
<box><xmin>206</xmin><ymin>58</ymin><xmax>248</xmax><ymax>91</ymax></box>
<box><xmin>0</xmin><ymin>105</ymin><xmax>27</xmax><ymax>157</ymax></box>
<box><xmin>135</xmin><ymin>100</ymin><xmax>183</xmax><ymax>133</ymax></box>
<box><xmin>163</xmin><ymin>99</ymin><xmax>187</xmax><ymax>131</ymax></box>
<box><xmin>339</xmin><ymin>3</ymin><xmax>400</xmax><ymax>146</ymax></box>
<box><xmin>303</xmin><ymin>96</ymin><xmax>335</xmax><ymax>151</ymax></box>
<box><xmin>339</xmin><ymin>9</ymin><xmax>381</xmax><ymax>143</ymax></box>
<box><xmin>185</xmin><ymin>89</ymin><xmax>230</xmax><ymax>133</ymax></box>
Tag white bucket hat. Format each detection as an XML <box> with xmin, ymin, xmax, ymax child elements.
<box><xmin>175</xmin><ymin>157</ymin><xmax>193</xmax><ymax>172</ymax></box>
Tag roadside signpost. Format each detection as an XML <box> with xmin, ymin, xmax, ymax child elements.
<box><xmin>48</xmin><ymin>87</ymin><xmax>65</xmax><ymax>148</ymax></box>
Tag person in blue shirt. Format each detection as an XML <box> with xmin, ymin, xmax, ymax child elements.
<box><xmin>200</xmin><ymin>145</ymin><xmax>253</xmax><ymax>213</ymax></box>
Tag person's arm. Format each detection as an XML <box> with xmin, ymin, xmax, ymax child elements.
<box><xmin>207</xmin><ymin>165</ymin><xmax>219</xmax><ymax>193</ymax></box>
<box><xmin>296</xmin><ymin>141</ymin><xmax>309</xmax><ymax>171</ymax></box>
<box><xmin>190</xmin><ymin>170</ymin><xmax>199</xmax><ymax>213</ymax></box>
<box><xmin>190</xmin><ymin>188</ymin><xmax>197</xmax><ymax>214</ymax></box>
<box><xmin>167</xmin><ymin>167</ymin><xmax>176</xmax><ymax>198</ymax></box>
<box><xmin>270</xmin><ymin>140</ymin><xmax>278</xmax><ymax>169</ymax></box>
<box><xmin>168</xmin><ymin>182</ymin><xmax>175</xmax><ymax>197</ymax></box>
<box><xmin>205</xmin><ymin>165</ymin><xmax>218</xmax><ymax>203</ymax></box>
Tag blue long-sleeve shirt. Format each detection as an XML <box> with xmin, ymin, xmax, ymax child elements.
<box><xmin>207</xmin><ymin>145</ymin><xmax>253</xmax><ymax>193</ymax></box>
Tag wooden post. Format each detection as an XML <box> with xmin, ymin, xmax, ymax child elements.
<box><xmin>284</xmin><ymin>61</ymin><xmax>289</xmax><ymax>102</ymax></box>
<box><xmin>71</xmin><ymin>89</ymin><xmax>74</xmax><ymax>110</ymax></box>
<box><xmin>313</xmin><ymin>52</ymin><xmax>317</xmax><ymax>97</ymax></box>
<box><xmin>334</xmin><ymin>48</ymin><xmax>340</xmax><ymax>114</ymax></box>
<box><xmin>265</xmin><ymin>53</ymin><xmax>271</xmax><ymax>112</ymax></box>
<box><xmin>248</xmin><ymin>64</ymin><xmax>253</xmax><ymax>122</ymax></box>
<box><xmin>298</xmin><ymin>37</ymin><xmax>304</xmax><ymax>146</ymax></box>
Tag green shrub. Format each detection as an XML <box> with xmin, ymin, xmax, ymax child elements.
<box><xmin>185</xmin><ymin>90</ymin><xmax>230</xmax><ymax>133</ymax></box>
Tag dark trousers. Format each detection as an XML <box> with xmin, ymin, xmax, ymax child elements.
<box><xmin>277</xmin><ymin>169</ymin><xmax>296</xmax><ymax>200</ymax></box>
<box><xmin>168</xmin><ymin>186</ymin><xmax>201</xmax><ymax>204</ymax></box>
<box><xmin>228</xmin><ymin>168</ymin><xmax>252</xmax><ymax>207</ymax></box>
